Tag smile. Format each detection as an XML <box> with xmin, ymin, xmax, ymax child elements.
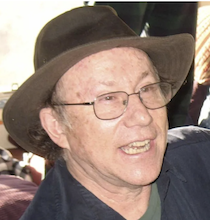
<box><xmin>121</xmin><ymin>140</ymin><xmax>150</xmax><ymax>155</ymax></box>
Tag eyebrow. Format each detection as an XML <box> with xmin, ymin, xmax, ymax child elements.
<box><xmin>138</xmin><ymin>71</ymin><xmax>150</xmax><ymax>81</ymax></box>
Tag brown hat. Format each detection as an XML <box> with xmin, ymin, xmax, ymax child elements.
<box><xmin>3</xmin><ymin>6</ymin><xmax>194</xmax><ymax>157</ymax></box>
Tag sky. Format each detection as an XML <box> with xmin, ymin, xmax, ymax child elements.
<box><xmin>0</xmin><ymin>0</ymin><xmax>84</xmax><ymax>92</ymax></box>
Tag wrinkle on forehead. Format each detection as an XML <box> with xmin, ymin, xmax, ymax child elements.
<box><xmin>98</xmin><ymin>80</ymin><xmax>116</xmax><ymax>87</ymax></box>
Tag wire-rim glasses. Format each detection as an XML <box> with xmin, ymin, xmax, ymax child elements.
<box><xmin>54</xmin><ymin>82</ymin><xmax>172</xmax><ymax>120</ymax></box>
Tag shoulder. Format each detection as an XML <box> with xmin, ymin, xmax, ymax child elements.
<box><xmin>159</xmin><ymin>126</ymin><xmax>210</xmax><ymax>219</ymax></box>
<box><xmin>166</xmin><ymin>125</ymin><xmax>210</xmax><ymax>168</ymax></box>
<box><xmin>167</xmin><ymin>125</ymin><xmax>210</xmax><ymax>146</ymax></box>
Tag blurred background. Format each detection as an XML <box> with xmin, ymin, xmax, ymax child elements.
<box><xmin>0</xmin><ymin>0</ymin><xmax>84</xmax><ymax>93</ymax></box>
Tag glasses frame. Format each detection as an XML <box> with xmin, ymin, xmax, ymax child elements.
<box><xmin>54</xmin><ymin>81</ymin><xmax>172</xmax><ymax>120</ymax></box>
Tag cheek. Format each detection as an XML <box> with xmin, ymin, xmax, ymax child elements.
<box><xmin>66</xmin><ymin>120</ymin><xmax>117</xmax><ymax>169</ymax></box>
<box><xmin>163</xmin><ymin>109</ymin><xmax>169</xmax><ymax>131</ymax></box>
<box><xmin>150</xmin><ymin>107</ymin><xmax>168</xmax><ymax>143</ymax></box>
<box><xmin>71</xmin><ymin>105</ymin><xmax>117</xmax><ymax>135</ymax></box>
<box><xmin>157</xmin><ymin>108</ymin><xmax>168</xmax><ymax>149</ymax></box>
<box><xmin>67</xmin><ymin>111</ymin><xmax>112</xmax><ymax>150</ymax></box>
<box><xmin>155</xmin><ymin>107</ymin><xmax>168</xmax><ymax>128</ymax></box>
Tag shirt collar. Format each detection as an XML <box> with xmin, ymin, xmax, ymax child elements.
<box><xmin>156</xmin><ymin>157</ymin><xmax>187</xmax><ymax>203</ymax></box>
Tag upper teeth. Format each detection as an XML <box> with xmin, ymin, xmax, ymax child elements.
<box><xmin>121</xmin><ymin>140</ymin><xmax>150</xmax><ymax>155</ymax></box>
<box><xmin>128</xmin><ymin>140</ymin><xmax>150</xmax><ymax>147</ymax></box>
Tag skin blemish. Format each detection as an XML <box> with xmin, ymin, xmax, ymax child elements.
<box><xmin>76</xmin><ymin>92</ymin><xmax>81</xmax><ymax>99</ymax></box>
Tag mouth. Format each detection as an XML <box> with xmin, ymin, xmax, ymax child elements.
<box><xmin>121</xmin><ymin>140</ymin><xmax>150</xmax><ymax>155</ymax></box>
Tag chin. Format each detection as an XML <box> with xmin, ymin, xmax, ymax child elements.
<box><xmin>124</xmin><ymin>168</ymin><xmax>161</xmax><ymax>187</ymax></box>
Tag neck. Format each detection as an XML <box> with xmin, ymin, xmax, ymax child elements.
<box><xmin>66</xmin><ymin>159</ymin><xmax>152</xmax><ymax>220</ymax></box>
<box><xmin>91</xmin><ymin>182</ymin><xmax>152</xmax><ymax>220</ymax></box>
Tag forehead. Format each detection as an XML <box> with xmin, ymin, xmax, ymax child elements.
<box><xmin>70</xmin><ymin>47</ymin><xmax>153</xmax><ymax>72</ymax></box>
<box><xmin>58</xmin><ymin>47</ymin><xmax>156</xmax><ymax>95</ymax></box>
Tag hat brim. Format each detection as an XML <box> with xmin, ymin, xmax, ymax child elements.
<box><xmin>3</xmin><ymin>34</ymin><xmax>194</xmax><ymax>157</ymax></box>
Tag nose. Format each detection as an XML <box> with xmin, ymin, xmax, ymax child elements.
<box><xmin>123</xmin><ymin>94</ymin><xmax>153</xmax><ymax>127</ymax></box>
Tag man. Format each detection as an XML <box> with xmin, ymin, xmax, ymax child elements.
<box><xmin>2</xmin><ymin>6</ymin><xmax>210</xmax><ymax>220</ymax></box>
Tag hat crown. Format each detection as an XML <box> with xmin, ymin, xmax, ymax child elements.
<box><xmin>34</xmin><ymin>6</ymin><xmax>137</xmax><ymax>70</ymax></box>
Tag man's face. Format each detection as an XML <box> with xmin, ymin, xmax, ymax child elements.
<box><xmin>58</xmin><ymin>47</ymin><xmax>168</xmax><ymax>187</ymax></box>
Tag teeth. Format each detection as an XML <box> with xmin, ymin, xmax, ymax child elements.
<box><xmin>121</xmin><ymin>140</ymin><xmax>150</xmax><ymax>155</ymax></box>
<box><xmin>128</xmin><ymin>140</ymin><xmax>150</xmax><ymax>147</ymax></box>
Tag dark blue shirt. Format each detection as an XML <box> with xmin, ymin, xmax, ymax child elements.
<box><xmin>20</xmin><ymin>126</ymin><xmax>210</xmax><ymax>220</ymax></box>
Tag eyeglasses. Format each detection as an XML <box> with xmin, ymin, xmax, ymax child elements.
<box><xmin>55</xmin><ymin>82</ymin><xmax>172</xmax><ymax>120</ymax></box>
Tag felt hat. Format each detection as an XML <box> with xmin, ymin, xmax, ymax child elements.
<box><xmin>3</xmin><ymin>6</ymin><xmax>194</xmax><ymax>157</ymax></box>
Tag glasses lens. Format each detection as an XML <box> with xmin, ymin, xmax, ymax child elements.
<box><xmin>140</xmin><ymin>82</ymin><xmax>172</xmax><ymax>109</ymax></box>
<box><xmin>94</xmin><ymin>92</ymin><xmax>128</xmax><ymax>119</ymax></box>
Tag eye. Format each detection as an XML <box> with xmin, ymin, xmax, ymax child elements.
<box><xmin>97</xmin><ymin>94</ymin><xmax>117</xmax><ymax>103</ymax></box>
<box><xmin>141</xmin><ymin>84</ymin><xmax>157</xmax><ymax>93</ymax></box>
<box><xmin>96</xmin><ymin>92</ymin><xmax>125</xmax><ymax>105</ymax></box>
<box><xmin>141</xmin><ymin>86</ymin><xmax>151</xmax><ymax>93</ymax></box>
<box><xmin>104</xmin><ymin>96</ymin><xmax>115</xmax><ymax>101</ymax></box>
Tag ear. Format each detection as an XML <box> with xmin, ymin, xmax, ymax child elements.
<box><xmin>39</xmin><ymin>108</ymin><xmax>69</xmax><ymax>149</ymax></box>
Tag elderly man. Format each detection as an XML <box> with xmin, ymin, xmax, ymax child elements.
<box><xmin>3</xmin><ymin>6</ymin><xmax>210</xmax><ymax>220</ymax></box>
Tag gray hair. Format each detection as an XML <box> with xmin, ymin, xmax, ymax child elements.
<box><xmin>27</xmin><ymin>79</ymin><xmax>72</xmax><ymax>160</ymax></box>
